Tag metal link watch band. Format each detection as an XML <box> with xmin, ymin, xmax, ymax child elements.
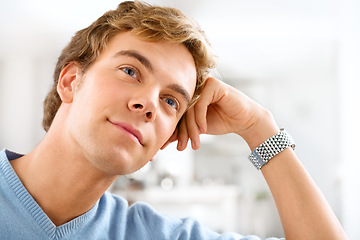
<box><xmin>248</xmin><ymin>128</ymin><xmax>295</xmax><ymax>170</ymax></box>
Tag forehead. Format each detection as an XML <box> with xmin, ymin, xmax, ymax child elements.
<box><xmin>98</xmin><ymin>31</ymin><xmax>197</xmax><ymax>97</ymax></box>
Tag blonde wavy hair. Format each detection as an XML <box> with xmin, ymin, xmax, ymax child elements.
<box><xmin>42</xmin><ymin>0</ymin><xmax>216</xmax><ymax>132</ymax></box>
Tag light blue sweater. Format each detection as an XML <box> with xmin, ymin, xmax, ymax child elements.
<box><xmin>0</xmin><ymin>149</ymin><xmax>282</xmax><ymax>240</ymax></box>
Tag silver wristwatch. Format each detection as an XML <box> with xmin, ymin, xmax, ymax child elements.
<box><xmin>248</xmin><ymin>128</ymin><xmax>295</xmax><ymax>170</ymax></box>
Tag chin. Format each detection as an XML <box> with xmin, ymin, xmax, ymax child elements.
<box><xmin>99</xmin><ymin>156</ymin><xmax>148</xmax><ymax>176</ymax></box>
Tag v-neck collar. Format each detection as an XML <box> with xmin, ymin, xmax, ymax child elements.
<box><xmin>0</xmin><ymin>149</ymin><xmax>99</xmax><ymax>239</ymax></box>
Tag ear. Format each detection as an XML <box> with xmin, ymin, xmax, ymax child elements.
<box><xmin>57</xmin><ymin>62</ymin><xmax>82</xmax><ymax>103</ymax></box>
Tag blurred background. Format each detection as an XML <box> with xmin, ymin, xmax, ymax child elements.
<box><xmin>0</xmin><ymin>0</ymin><xmax>359</xmax><ymax>238</ymax></box>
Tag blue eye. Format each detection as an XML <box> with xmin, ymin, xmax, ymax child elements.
<box><xmin>122</xmin><ymin>67</ymin><xmax>137</xmax><ymax>78</ymax></box>
<box><xmin>163</xmin><ymin>97</ymin><xmax>178</xmax><ymax>109</ymax></box>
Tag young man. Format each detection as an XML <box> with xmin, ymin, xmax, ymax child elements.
<box><xmin>0</xmin><ymin>1</ymin><xmax>347</xmax><ymax>239</ymax></box>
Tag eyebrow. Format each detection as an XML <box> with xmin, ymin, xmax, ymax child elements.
<box><xmin>113</xmin><ymin>50</ymin><xmax>191</xmax><ymax>105</ymax></box>
<box><xmin>113</xmin><ymin>50</ymin><xmax>153</xmax><ymax>72</ymax></box>
<box><xmin>167</xmin><ymin>83</ymin><xmax>191</xmax><ymax>106</ymax></box>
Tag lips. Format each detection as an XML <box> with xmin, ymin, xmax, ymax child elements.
<box><xmin>108</xmin><ymin>120</ymin><xmax>144</xmax><ymax>146</ymax></box>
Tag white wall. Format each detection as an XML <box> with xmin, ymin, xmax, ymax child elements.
<box><xmin>338</xmin><ymin>0</ymin><xmax>360</xmax><ymax>238</ymax></box>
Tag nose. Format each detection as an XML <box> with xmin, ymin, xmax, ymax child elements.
<box><xmin>128</xmin><ymin>94</ymin><xmax>158</xmax><ymax>122</ymax></box>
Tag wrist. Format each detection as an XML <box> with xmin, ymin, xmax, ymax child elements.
<box><xmin>237</xmin><ymin>108</ymin><xmax>280</xmax><ymax>151</ymax></box>
<box><xmin>249</xmin><ymin>129</ymin><xmax>296</xmax><ymax>170</ymax></box>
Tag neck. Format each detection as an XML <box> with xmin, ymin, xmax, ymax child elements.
<box><xmin>10</xmin><ymin>131</ymin><xmax>118</xmax><ymax>226</ymax></box>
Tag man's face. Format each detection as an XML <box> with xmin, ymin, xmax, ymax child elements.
<box><xmin>65</xmin><ymin>31</ymin><xmax>197</xmax><ymax>176</ymax></box>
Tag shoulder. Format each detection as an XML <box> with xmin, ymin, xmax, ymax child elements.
<box><xmin>96</xmin><ymin>192</ymin><xmax>215</xmax><ymax>239</ymax></box>
<box><xmin>98</xmin><ymin>191</ymin><xmax>129</xmax><ymax>209</ymax></box>
<box><xmin>96</xmin><ymin>192</ymin><xmax>280</xmax><ymax>240</ymax></box>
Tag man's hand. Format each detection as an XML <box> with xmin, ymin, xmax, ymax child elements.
<box><xmin>162</xmin><ymin>77</ymin><xmax>279</xmax><ymax>151</ymax></box>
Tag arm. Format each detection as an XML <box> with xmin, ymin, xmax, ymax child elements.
<box><xmin>165</xmin><ymin>77</ymin><xmax>348</xmax><ymax>240</ymax></box>
<box><xmin>244</xmin><ymin>113</ymin><xmax>347</xmax><ymax>239</ymax></box>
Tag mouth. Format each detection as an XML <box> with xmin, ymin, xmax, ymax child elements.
<box><xmin>108</xmin><ymin>120</ymin><xmax>144</xmax><ymax>146</ymax></box>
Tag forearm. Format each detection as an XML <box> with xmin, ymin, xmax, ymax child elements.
<box><xmin>262</xmin><ymin>149</ymin><xmax>347</xmax><ymax>239</ymax></box>
<box><xmin>242</xmin><ymin>110</ymin><xmax>348</xmax><ymax>239</ymax></box>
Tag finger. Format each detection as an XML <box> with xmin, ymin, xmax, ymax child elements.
<box><xmin>193</xmin><ymin>77</ymin><xmax>219</xmax><ymax>133</ymax></box>
<box><xmin>177</xmin><ymin>116</ymin><xmax>189</xmax><ymax>151</ymax></box>
<box><xmin>186</xmin><ymin>107</ymin><xmax>201</xmax><ymax>150</ymax></box>
<box><xmin>194</xmin><ymin>95</ymin><xmax>209</xmax><ymax>134</ymax></box>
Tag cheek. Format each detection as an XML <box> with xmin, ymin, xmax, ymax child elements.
<box><xmin>155</xmin><ymin>117</ymin><xmax>178</xmax><ymax>145</ymax></box>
